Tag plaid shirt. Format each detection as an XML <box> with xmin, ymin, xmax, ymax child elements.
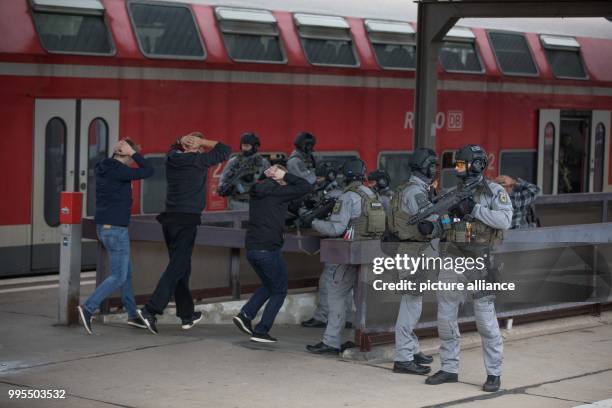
<box><xmin>510</xmin><ymin>178</ymin><xmax>540</xmax><ymax>229</ymax></box>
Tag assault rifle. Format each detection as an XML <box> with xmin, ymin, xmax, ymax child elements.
<box><xmin>407</xmin><ymin>178</ymin><xmax>480</xmax><ymax>225</ymax></box>
<box><xmin>295</xmin><ymin>195</ymin><xmax>337</xmax><ymax>228</ymax></box>
<box><xmin>217</xmin><ymin>157</ymin><xmax>259</xmax><ymax>197</ymax></box>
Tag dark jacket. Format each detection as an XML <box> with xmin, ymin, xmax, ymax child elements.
<box><xmin>95</xmin><ymin>153</ymin><xmax>154</xmax><ymax>226</ymax></box>
<box><xmin>245</xmin><ymin>173</ymin><xmax>313</xmax><ymax>250</ymax></box>
<box><xmin>164</xmin><ymin>142</ymin><xmax>231</xmax><ymax>214</ymax></box>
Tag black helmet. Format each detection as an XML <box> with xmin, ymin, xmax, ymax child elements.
<box><xmin>410</xmin><ymin>148</ymin><xmax>438</xmax><ymax>180</ymax></box>
<box><xmin>294</xmin><ymin>132</ymin><xmax>316</xmax><ymax>154</ymax></box>
<box><xmin>368</xmin><ymin>169</ymin><xmax>391</xmax><ymax>190</ymax></box>
<box><xmin>240</xmin><ymin>132</ymin><xmax>260</xmax><ymax>156</ymax></box>
<box><xmin>455</xmin><ymin>144</ymin><xmax>487</xmax><ymax>178</ymax></box>
<box><xmin>342</xmin><ymin>158</ymin><xmax>366</xmax><ymax>182</ymax></box>
<box><xmin>316</xmin><ymin>161</ymin><xmax>338</xmax><ymax>182</ymax></box>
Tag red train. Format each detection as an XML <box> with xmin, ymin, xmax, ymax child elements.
<box><xmin>1</xmin><ymin>0</ymin><xmax>611</xmax><ymax>276</ymax></box>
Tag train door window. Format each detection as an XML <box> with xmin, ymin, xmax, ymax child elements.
<box><xmin>540</xmin><ymin>35</ymin><xmax>587</xmax><ymax>80</ymax></box>
<box><xmin>488</xmin><ymin>31</ymin><xmax>538</xmax><ymax>76</ymax></box>
<box><xmin>499</xmin><ymin>150</ymin><xmax>537</xmax><ymax>184</ymax></box>
<box><xmin>365</xmin><ymin>20</ymin><xmax>416</xmax><ymax>70</ymax></box>
<box><xmin>440</xmin><ymin>27</ymin><xmax>484</xmax><ymax>74</ymax></box>
<box><xmin>377</xmin><ymin>152</ymin><xmax>412</xmax><ymax>190</ymax></box>
<box><xmin>558</xmin><ymin>113</ymin><xmax>591</xmax><ymax>194</ymax></box>
<box><xmin>593</xmin><ymin>123</ymin><xmax>605</xmax><ymax>192</ymax></box>
<box><xmin>216</xmin><ymin>8</ymin><xmax>285</xmax><ymax>63</ymax></box>
<box><xmin>128</xmin><ymin>1</ymin><xmax>206</xmax><ymax>60</ymax></box>
<box><xmin>542</xmin><ymin>122</ymin><xmax>556</xmax><ymax>194</ymax></box>
<box><xmin>31</xmin><ymin>0</ymin><xmax>114</xmax><ymax>55</ymax></box>
<box><xmin>294</xmin><ymin>14</ymin><xmax>359</xmax><ymax>67</ymax></box>
<box><xmin>86</xmin><ymin>118</ymin><xmax>108</xmax><ymax>216</ymax></box>
<box><xmin>141</xmin><ymin>155</ymin><xmax>166</xmax><ymax>214</ymax></box>
<box><xmin>44</xmin><ymin>118</ymin><xmax>67</xmax><ymax>227</ymax></box>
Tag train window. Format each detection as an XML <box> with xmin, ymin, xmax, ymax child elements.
<box><xmin>44</xmin><ymin>118</ymin><xmax>67</xmax><ymax>227</ymax></box>
<box><xmin>378</xmin><ymin>152</ymin><xmax>412</xmax><ymax>190</ymax></box>
<box><xmin>261</xmin><ymin>152</ymin><xmax>287</xmax><ymax>167</ymax></box>
<box><xmin>294</xmin><ymin>13</ymin><xmax>359</xmax><ymax>67</ymax></box>
<box><xmin>499</xmin><ymin>151</ymin><xmax>537</xmax><ymax>184</ymax></box>
<box><xmin>540</xmin><ymin>35</ymin><xmax>587</xmax><ymax>80</ymax></box>
<box><xmin>141</xmin><ymin>155</ymin><xmax>166</xmax><ymax>214</ymax></box>
<box><xmin>86</xmin><ymin>119</ymin><xmax>109</xmax><ymax>217</ymax></box>
<box><xmin>31</xmin><ymin>0</ymin><xmax>114</xmax><ymax>55</ymax></box>
<box><xmin>440</xmin><ymin>27</ymin><xmax>484</xmax><ymax>74</ymax></box>
<box><xmin>593</xmin><ymin>123</ymin><xmax>606</xmax><ymax>192</ymax></box>
<box><xmin>488</xmin><ymin>31</ymin><xmax>538</xmax><ymax>76</ymax></box>
<box><xmin>128</xmin><ymin>1</ymin><xmax>205</xmax><ymax>60</ymax></box>
<box><xmin>365</xmin><ymin>20</ymin><xmax>416</xmax><ymax>70</ymax></box>
<box><xmin>216</xmin><ymin>8</ymin><xmax>285</xmax><ymax>63</ymax></box>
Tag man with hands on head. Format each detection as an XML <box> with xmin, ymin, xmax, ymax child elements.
<box><xmin>495</xmin><ymin>174</ymin><xmax>540</xmax><ymax>229</ymax></box>
<box><xmin>78</xmin><ymin>138</ymin><xmax>154</xmax><ymax>335</ymax></box>
<box><xmin>232</xmin><ymin>164</ymin><xmax>312</xmax><ymax>343</ymax></box>
<box><xmin>138</xmin><ymin>132</ymin><xmax>231</xmax><ymax>335</ymax></box>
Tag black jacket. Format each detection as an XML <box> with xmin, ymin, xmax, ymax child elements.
<box><xmin>245</xmin><ymin>173</ymin><xmax>312</xmax><ymax>250</ymax></box>
<box><xmin>94</xmin><ymin>153</ymin><xmax>154</xmax><ymax>226</ymax></box>
<box><xmin>164</xmin><ymin>142</ymin><xmax>231</xmax><ymax>214</ymax></box>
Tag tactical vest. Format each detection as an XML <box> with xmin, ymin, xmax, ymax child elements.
<box><xmin>447</xmin><ymin>182</ymin><xmax>504</xmax><ymax>245</ymax></box>
<box><xmin>233</xmin><ymin>154</ymin><xmax>264</xmax><ymax>201</ymax></box>
<box><xmin>388</xmin><ymin>181</ymin><xmax>427</xmax><ymax>242</ymax></box>
<box><xmin>345</xmin><ymin>184</ymin><xmax>386</xmax><ymax>240</ymax></box>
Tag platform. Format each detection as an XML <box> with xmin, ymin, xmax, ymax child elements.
<box><xmin>1</xmin><ymin>280</ymin><xmax>612</xmax><ymax>408</ymax></box>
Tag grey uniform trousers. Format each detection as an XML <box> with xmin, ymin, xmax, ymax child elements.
<box><xmin>312</xmin><ymin>263</ymin><xmax>353</xmax><ymax>323</ymax></box>
<box><xmin>322</xmin><ymin>264</ymin><xmax>358</xmax><ymax>349</ymax></box>
<box><xmin>394</xmin><ymin>294</ymin><xmax>423</xmax><ymax>361</ymax></box>
<box><xmin>437</xmin><ymin>266</ymin><xmax>503</xmax><ymax>376</ymax></box>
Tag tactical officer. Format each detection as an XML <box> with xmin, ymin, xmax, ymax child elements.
<box><xmin>218</xmin><ymin>132</ymin><xmax>270</xmax><ymax>210</ymax></box>
<box><xmin>287</xmin><ymin>132</ymin><xmax>317</xmax><ymax>185</ymax></box>
<box><xmin>301</xmin><ymin>178</ymin><xmax>354</xmax><ymax>329</ymax></box>
<box><xmin>306</xmin><ymin>158</ymin><xmax>386</xmax><ymax>355</ymax></box>
<box><xmin>367</xmin><ymin>169</ymin><xmax>394</xmax><ymax>215</ymax></box>
<box><xmin>387</xmin><ymin>149</ymin><xmax>439</xmax><ymax>375</ymax></box>
<box><xmin>425</xmin><ymin>144</ymin><xmax>512</xmax><ymax>393</ymax></box>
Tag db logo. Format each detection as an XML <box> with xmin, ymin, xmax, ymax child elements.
<box><xmin>447</xmin><ymin>111</ymin><xmax>463</xmax><ymax>131</ymax></box>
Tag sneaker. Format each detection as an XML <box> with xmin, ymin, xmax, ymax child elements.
<box><xmin>137</xmin><ymin>308</ymin><xmax>158</xmax><ymax>335</ymax></box>
<box><xmin>127</xmin><ymin>316</ymin><xmax>147</xmax><ymax>329</ymax></box>
<box><xmin>232</xmin><ymin>313</ymin><xmax>253</xmax><ymax>336</ymax></box>
<box><xmin>77</xmin><ymin>305</ymin><xmax>93</xmax><ymax>335</ymax></box>
<box><xmin>250</xmin><ymin>333</ymin><xmax>277</xmax><ymax>343</ymax></box>
<box><xmin>181</xmin><ymin>311</ymin><xmax>203</xmax><ymax>330</ymax></box>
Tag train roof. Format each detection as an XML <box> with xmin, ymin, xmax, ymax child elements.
<box><xmin>172</xmin><ymin>0</ymin><xmax>612</xmax><ymax>40</ymax></box>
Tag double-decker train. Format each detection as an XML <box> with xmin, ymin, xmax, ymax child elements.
<box><xmin>1</xmin><ymin>0</ymin><xmax>611</xmax><ymax>277</ymax></box>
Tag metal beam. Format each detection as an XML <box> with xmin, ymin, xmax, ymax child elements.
<box><xmin>413</xmin><ymin>0</ymin><xmax>612</xmax><ymax>149</ymax></box>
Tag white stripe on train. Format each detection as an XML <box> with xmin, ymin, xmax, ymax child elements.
<box><xmin>1</xmin><ymin>62</ymin><xmax>612</xmax><ymax>97</ymax></box>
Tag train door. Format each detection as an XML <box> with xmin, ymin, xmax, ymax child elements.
<box><xmin>32</xmin><ymin>99</ymin><xmax>119</xmax><ymax>271</ymax></box>
<box><xmin>538</xmin><ymin>109</ymin><xmax>610</xmax><ymax>194</ymax></box>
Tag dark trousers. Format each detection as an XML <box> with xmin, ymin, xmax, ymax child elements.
<box><xmin>241</xmin><ymin>249</ymin><xmax>288</xmax><ymax>334</ymax></box>
<box><xmin>146</xmin><ymin>222</ymin><xmax>197</xmax><ymax>319</ymax></box>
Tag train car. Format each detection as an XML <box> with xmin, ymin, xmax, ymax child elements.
<box><xmin>0</xmin><ymin>0</ymin><xmax>611</xmax><ymax>277</ymax></box>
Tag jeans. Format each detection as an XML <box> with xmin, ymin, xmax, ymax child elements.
<box><xmin>84</xmin><ymin>225</ymin><xmax>137</xmax><ymax>318</ymax></box>
<box><xmin>146</xmin><ymin>222</ymin><xmax>197</xmax><ymax>319</ymax></box>
<box><xmin>241</xmin><ymin>249</ymin><xmax>288</xmax><ymax>334</ymax></box>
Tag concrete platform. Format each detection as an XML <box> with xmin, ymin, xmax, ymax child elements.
<box><xmin>1</xmin><ymin>284</ymin><xmax>611</xmax><ymax>408</ymax></box>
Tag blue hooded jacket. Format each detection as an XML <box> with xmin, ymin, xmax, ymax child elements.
<box><xmin>94</xmin><ymin>153</ymin><xmax>154</xmax><ymax>226</ymax></box>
